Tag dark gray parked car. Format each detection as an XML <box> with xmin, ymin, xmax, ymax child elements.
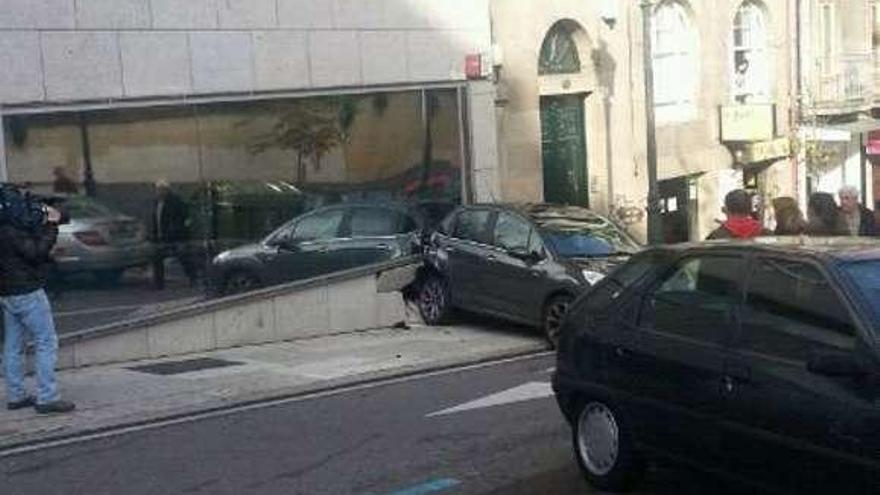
<box><xmin>417</xmin><ymin>203</ymin><xmax>640</xmax><ymax>345</ymax></box>
<box><xmin>209</xmin><ymin>203</ymin><xmax>426</xmax><ymax>295</ymax></box>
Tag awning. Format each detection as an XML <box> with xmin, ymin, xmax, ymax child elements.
<box><xmin>799</xmin><ymin>118</ymin><xmax>880</xmax><ymax>142</ymax></box>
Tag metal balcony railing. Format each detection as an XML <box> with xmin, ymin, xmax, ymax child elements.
<box><xmin>807</xmin><ymin>52</ymin><xmax>876</xmax><ymax>113</ymax></box>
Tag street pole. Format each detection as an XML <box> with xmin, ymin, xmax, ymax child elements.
<box><xmin>640</xmin><ymin>0</ymin><xmax>662</xmax><ymax>244</ymax></box>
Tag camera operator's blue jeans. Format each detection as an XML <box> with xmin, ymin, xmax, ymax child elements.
<box><xmin>1</xmin><ymin>290</ymin><xmax>59</xmax><ymax>405</ymax></box>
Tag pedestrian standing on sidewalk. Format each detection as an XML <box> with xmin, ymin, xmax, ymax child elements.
<box><xmin>706</xmin><ymin>189</ymin><xmax>767</xmax><ymax>240</ymax></box>
<box><xmin>0</xmin><ymin>204</ymin><xmax>75</xmax><ymax>414</ymax></box>
<box><xmin>838</xmin><ymin>185</ymin><xmax>878</xmax><ymax>236</ymax></box>
<box><xmin>806</xmin><ymin>192</ymin><xmax>847</xmax><ymax>236</ymax></box>
<box><xmin>771</xmin><ymin>197</ymin><xmax>807</xmax><ymax>235</ymax></box>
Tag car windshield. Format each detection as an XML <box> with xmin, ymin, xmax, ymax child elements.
<box><xmin>842</xmin><ymin>260</ymin><xmax>880</xmax><ymax>322</ymax></box>
<box><xmin>65</xmin><ymin>196</ymin><xmax>117</xmax><ymax>219</ymax></box>
<box><xmin>537</xmin><ymin>216</ymin><xmax>640</xmax><ymax>258</ymax></box>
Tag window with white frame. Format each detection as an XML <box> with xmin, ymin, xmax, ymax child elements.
<box><xmin>732</xmin><ymin>1</ymin><xmax>771</xmax><ymax>103</ymax></box>
<box><xmin>652</xmin><ymin>1</ymin><xmax>698</xmax><ymax>123</ymax></box>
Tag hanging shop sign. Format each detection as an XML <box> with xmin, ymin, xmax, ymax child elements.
<box><xmin>720</xmin><ymin>104</ymin><xmax>776</xmax><ymax>142</ymax></box>
<box><xmin>867</xmin><ymin>130</ymin><xmax>880</xmax><ymax>156</ymax></box>
<box><xmin>732</xmin><ymin>137</ymin><xmax>791</xmax><ymax>164</ymax></box>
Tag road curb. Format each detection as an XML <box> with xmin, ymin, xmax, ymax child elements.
<box><xmin>0</xmin><ymin>342</ymin><xmax>551</xmax><ymax>457</ymax></box>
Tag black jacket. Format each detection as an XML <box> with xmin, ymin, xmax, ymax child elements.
<box><xmin>0</xmin><ymin>224</ymin><xmax>58</xmax><ymax>296</ymax></box>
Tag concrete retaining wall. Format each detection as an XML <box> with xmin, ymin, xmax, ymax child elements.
<box><xmin>52</xmin><ymin>258</ymin><xmax>419</xmax><ymax>370</ymax></box>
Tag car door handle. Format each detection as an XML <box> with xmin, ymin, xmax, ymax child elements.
<box><xmin>487</xmin><ymin>254</ymin><xmax>498</xmax><ymax>262</ymax></box>
<box><xmin>377</xmin><ymin>243</ymin><xmax>390</xmax><ymax>249</ymax></box>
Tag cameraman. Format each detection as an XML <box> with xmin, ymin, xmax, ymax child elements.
<box><xmin>0</xmin><ymin>203</ymin><xmax>75</xmax><ymax>414</ymax></box>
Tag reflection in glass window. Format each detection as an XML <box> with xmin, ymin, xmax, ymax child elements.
<box><xmin>494</xmin><ymin>212</ymin><xmax>532</xmax><ymax>251</ymax></box>
<box><xmin>349</xmin><ymin>208</ymin><xmax>397</xmax><ymax>237</ymax></box>
<box><xmin>539</xmin><ymin>22</ymin><xmax>581</xmax><ymax>75</ymax></box>
<box><xmin>732</xmin><ymin>1</ymin><xmax>770</xmax><ymax>103</ymax></box>
<box><xmin>742</xmin><ymin>259</ymin><xmax>854</xmax><ymax>360</ymax></box>
<box><xmin>292</xmin><ymin>209</ymin><xmax>344</xmax><ymax>242</ymax></box>
<box><xmin>646</xmin><ymin>256</ymin><xmax>743</xmax><ymax>344</ymax></box>
<box><xmin>652</xmin><ymin>1</ymin><xmax>698</xmax><ymax>122</ymax></box>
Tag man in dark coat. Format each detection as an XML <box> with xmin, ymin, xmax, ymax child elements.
<box><xmin>150</xmin><ymin>180</ymin><xmax>197</xmax><ymax>289</ymax></box>
<box><xmin>0</xmin><ymin>205</ymin><xmax>75</xmax><ymax>414</ymax></box>
<box><xmin>707</xmin><ymin>189</ymin><xmax>768</xmax><ymax>240</ymax></box>
<box><xmin>838</xmin><ymin>186</ymin><xmax>878</xmax><ymax>237</ymax></box>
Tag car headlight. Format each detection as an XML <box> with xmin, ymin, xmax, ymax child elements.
<box><xmin>581</xmin><ymin>269</ymin><xmax>605</xmax><ymax>285</ymax></box>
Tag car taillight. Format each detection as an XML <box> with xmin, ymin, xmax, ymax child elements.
<box><xmin>74</xmin><ymin>230</ymin><xmax>108</xmax><ymax>246</ymax></box>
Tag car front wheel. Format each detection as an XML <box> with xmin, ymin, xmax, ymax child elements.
<box><xmin>573</xmin><ymin>400</ymin><xmax>644</xmax><ymax>492</ymax></box>
<box><xmin>418</xmin><ymin>275</ymin><xmax>452</xmax><ymax>325</ymax></box>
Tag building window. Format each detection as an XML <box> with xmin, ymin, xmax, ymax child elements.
<box><xmin>819</xmin><ymin>2</ymin><xmax>835</xmax><ymax>74</ymax></box>
<box><xmin>732</xmin><ymin>1</ymin><xmax>771</xmax><ymax>103</ymax></box>
<box><xmin>872</xmin><ymin>1</ymin><xmax>880</xmax><ymax>52</ymax></box>
<box><xmin>539</xmin><ymin>22</ymin><xmax>581</xmax><ymax>75</ymax></box>
<box><xmin>652</xmin><ymin>1</ymin><xmax>698</xmax><ymax>123</ymax></box>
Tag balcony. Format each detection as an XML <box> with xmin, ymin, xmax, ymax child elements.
<box><xmin>805</xmin><ymin>52</ymin><xmax>876</xmax><ymax>116</ymax></box>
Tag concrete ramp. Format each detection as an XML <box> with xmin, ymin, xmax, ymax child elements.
<box><xmin>52</xmin><ymin>258</ymin><xmax>419</xmax><ymax>370</ymax></box>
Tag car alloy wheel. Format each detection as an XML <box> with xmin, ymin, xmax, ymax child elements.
<box><xmin>418</xmin><ymin>275</ymin><xmax>450</xmax><ymax>325</ymax></box>
<box><xmin>544</xmin><ymin>295</ymin><xmax>572</xmax><ymax>348</ymax></box>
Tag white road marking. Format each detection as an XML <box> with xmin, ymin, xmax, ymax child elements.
<box><xmin>426</xmin><ymin>381</ymin><xmax>553</xmax><ymax>417</ymax></box>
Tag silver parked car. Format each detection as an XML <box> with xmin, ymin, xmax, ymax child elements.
<box><xmin>51</xmin><ymin>196</ymin><xmax>154</xmax><ymax>283</ymax></box>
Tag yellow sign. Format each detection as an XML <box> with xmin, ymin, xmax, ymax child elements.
<box><xmin>736</xmin><ymin>137</ymin><xmax>791</xmax><ymax>164</ymax></box>
<box><xmin>720</xmin><ymin>104</ymin><xmax>775</xmax><ymax>142</ymax></box>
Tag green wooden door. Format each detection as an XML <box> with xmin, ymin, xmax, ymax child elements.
<box><xmin>540</xmin><ymin>95</ymin><xmax>588</xmax><ymax>207</ymax></box>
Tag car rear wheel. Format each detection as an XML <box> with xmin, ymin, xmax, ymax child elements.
<box><xmin>223</xmin><ymin>271</ymin><xmax>260</xmax><ymax>295</ymax></box>
<box><xmin>418</xmin><ymin>275</ymin><xmax>452</xmax><ymax>325</ymax></box>
<box><xmin>543</xmin><ymin>294</ymin><xmax>573</xmax><ymax>348</ymax></box>
<box><xmin>573</xmin><ymin>400</ymin><xmax>643</xmax><ymax>492</ymax></box>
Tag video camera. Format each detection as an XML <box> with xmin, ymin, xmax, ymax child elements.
<box><xmin>0</xmin><ymin>183</ymin><xmax>70</xmax><ymax>231</ymax></box>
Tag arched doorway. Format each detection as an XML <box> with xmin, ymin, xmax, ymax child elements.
<box><xmin>539</xmin><ymin>21</ymin><xmax>589</xmax><ymax>207</ymax></box>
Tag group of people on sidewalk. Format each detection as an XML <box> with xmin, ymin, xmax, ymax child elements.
<box><xmin>708</xmin><ymin>186</ymin><xmax>879</xmax><ymax>240</ymax></box>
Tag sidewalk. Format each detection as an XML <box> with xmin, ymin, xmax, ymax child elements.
<box><xmin>0</xmin><ymin>320</ymin><xmax>547</xmax><ymax>452</ymax></box>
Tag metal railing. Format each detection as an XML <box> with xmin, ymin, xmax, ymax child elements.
<box><xmin>807</xmin><ymin>52</ymin><xmax>876</xmax><ymax>113</ymax></box>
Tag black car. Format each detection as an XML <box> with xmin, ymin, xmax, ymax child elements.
<box><xmin>553</xmin><ymin>238</ymin><xmax>880</xmax><ymax>494</ymax></box>
<box><xmin>209</xmin><ymin>203</ymin><xmax>427</xmax><ymax>295</ymax></box>
<box><xmin>417</xmin><ymin>203</ymin><xmax>640</xmax><ymax>345</ymax></box>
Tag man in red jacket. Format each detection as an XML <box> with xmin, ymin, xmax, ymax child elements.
<box><xmin>707</xmin><ymin>189</ymin><xmax>767</xmax><ymax>240</ymax></box>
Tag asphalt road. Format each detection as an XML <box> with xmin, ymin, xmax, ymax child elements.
<box><xmin>0</xmin><ymin>354</ymin><xmax>742</xmax><ymax>495</ymax></box>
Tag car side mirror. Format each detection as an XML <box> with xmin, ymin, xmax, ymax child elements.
<box><xmin>807</xmin><ymin>352</ymin><xmax>866</xmax><ymax>378</ymax></box>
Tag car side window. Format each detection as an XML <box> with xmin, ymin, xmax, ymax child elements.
<box><xmin>642</xmin><ymin>255</ymin><xmax>743</xmax><ymax>344</ymax></box>
<box><xmin>740</xmin><ymin>258</ymin><xmax>855</xmax><ymax>361</ymax></box>
<box><xmin>453</xmin><ymin>209</ymin><xmax>492</xmax><ymax>244</ymax></box>
<box><xmin>398</xmin><ymin>214</ymin><xmax>419</xmax><ymax>234</ymax></box>
<box><xmin>349</xmin><ymin>208</ymin><xmax>397</xmax><ymax>237</ymax></box>
<box><xmin>493</xmin><ymin>212</ymin><xmax>533</xmax><ymax>252</ymax></box>
<box><xmin>291</xmin><ymin>209</ymin><xmax>345</xmax><ymax>242</ymax></box>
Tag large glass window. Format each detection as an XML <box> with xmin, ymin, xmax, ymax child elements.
<box><xmin>3</xmin><ymin>88</ymin><xmax>465</xmax><ymax>332</ymax></box>
<box><xmin>741</xmin><ymin>259</ymin><xmax>855</xmax><ymax>361</ymax></box>
<box><xmin>652</xmin><ymin>1</ymin><xmax>698</xmax><ymax>122</ymax></box>
<box><xmin>732</xmin><ymin>1</ymin><xmax>771</xmax><ymax>103</ymax></box>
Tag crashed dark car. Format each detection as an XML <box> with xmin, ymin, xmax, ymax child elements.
<box><xmin>417</xmin><ymin>203</ymin><xmax>640</xmax><ymax>345</ymax></box>
<box><xmin>553</xmin><ymin>238</ymin><xmax>880</xmax><ymax>494</ymax></box>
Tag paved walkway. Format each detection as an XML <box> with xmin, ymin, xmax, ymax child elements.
<box><xmin>0</xmin><ymin>321</ymin><xmax>546</xmax><ymax>452</ymax></box>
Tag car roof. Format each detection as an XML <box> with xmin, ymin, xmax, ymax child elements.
<box><xmin>645</xmin><ymin>236</ymin><xmax>880</xmax><ymax>263</ymax></box>
<box><xmin>464</xmin><ymin>202</ymin><xmax>610</xmax><ymax>220</ymax></box>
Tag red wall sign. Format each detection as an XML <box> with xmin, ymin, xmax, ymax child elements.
<box><xmin>868</xmin><ymin>130</ymin><xmax>880</xmax><ymax>156</ymax></box>
<box><xmin>465</xmin><ymin>54</ymin><xmax>482</xmax><ymax>79</ymax></box>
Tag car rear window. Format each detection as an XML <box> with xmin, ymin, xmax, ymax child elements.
<box><xmin>349</xmin><ymin>208</ymin><xmax>397</xmax><ymax>236</ymax></box>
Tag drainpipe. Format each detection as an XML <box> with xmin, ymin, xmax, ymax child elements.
<box><xmin>640</xmin><ymin>0</ymin><xmax>662</xmax><ymax>245</ymax></box>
